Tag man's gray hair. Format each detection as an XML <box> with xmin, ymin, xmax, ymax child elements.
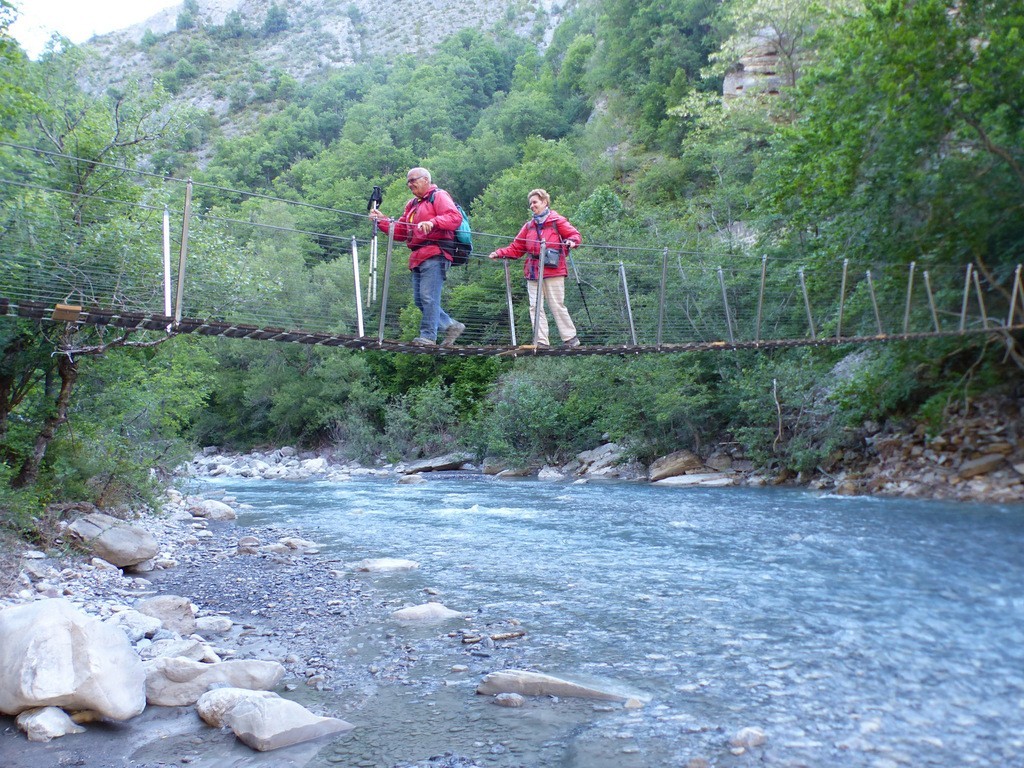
<box><xmin>409</xmin><ymin>167</ymin><xmax>431</xmax><ymax>182</ymax></box>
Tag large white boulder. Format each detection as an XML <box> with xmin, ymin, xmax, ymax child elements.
<box><xmin>0</xmin><ymin>598</ymin><xmax>146</xmax><ymax>720</ymax></box>
<box><xmin>145</xmin><ymin>656</ymin><xmax>285</xmax><ymax>707</ymax></box>
<box><xmin>190</xmin><ymin>499</ymin><xmax>236</xmax><ymax>520</ymax></box>
<box><xmin>66</xmin><ymin>512</ymin><xmax>158</xmax><ymax>568</ymax></box>
<box><xmin>196</xmin><ymin>688</ymin><xmax>354</xmax><ymax>751</ymax></box>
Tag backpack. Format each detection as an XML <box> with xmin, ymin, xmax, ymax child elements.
<box><xmin>428</xmin><ymin>190</ymin><xmax>473</xmax><ymax>266</ymax></box>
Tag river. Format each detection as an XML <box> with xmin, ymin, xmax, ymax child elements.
<box><xmin>201</xmin><ymin>474</ymin><xmax>1024</xmax><ymax>767</ymax></box>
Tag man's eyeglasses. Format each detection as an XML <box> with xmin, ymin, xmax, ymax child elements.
<box><xmin>407</xmin><ymin>176</ymin><xmax>426</xmax><ymax>185</ymax></box>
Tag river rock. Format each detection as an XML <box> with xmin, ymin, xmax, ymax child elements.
<box><xmin>477</xmin><ymin>669</ymin><xmax>644</xmax><ymax>704</ymax></box>
<box><xmin>105</xmin><ymin>609</ymin><xmax>164</xmax><ymax>642</ymax></box>
<box><xmin>352</xmin><ymin>557</ymin><xmax>419</xmax><ymax>572</ymax></box>
<box><xmin>191</xmin><ymin>499</ymin><xmax>237</xmax><ymax>520</ymax></box>
<box><xmin>145</xmin><ymin>656</ymin><xmax>285</xmax><ymax>706</ymax></box>
<box><xmin>655</xmin><ymin>472</ymin><xmax>736</xmax><ymax>487</ymax></box>
<box><xmin>493</xmin><ymin>693</ymin><xmax>526</xmax><ymax>707</ymax></box>
<box><xmin>195</xmin><ymin>688</ymin><xmax>354</xmax><ymax>751</ymax></box>
<box><xmin>65</xmin><ymin>512</ymin><xmax>159</xmax><ymax>568</ymax></box>
<box><xmin>730</xmin><ymin>726</ymin><xmax>767</xmax><ymax>748</ymax></box>
<box><xmin>135</xmin><ymin>595</ymin><xmax>196</xmax><ymax>636</ymax></box>
<box><xmin>16</xmin><ymin>706</ymin><xmax>86</xmax><ymax>742</ymax></box>
<box><xmin>957</xmin><ymin>453</ymin><xmax>1005</xmax><ymax>479</ymax></box>
<box><xmin>538</xmin><ymin>466</ymin><xmax>565</xmax><ymax>480</ymax></box>
<box><xmin>648</xmin><ymin>449</ymin><xmax>707</xmax><ymax>482</ymax></box>
<box><xmin>391</xmin><ymin>602</ymin><xmax>464</xmax><ymax>622</ymax></box>
<box><xmin>402</xmin><ymin>452</ymin><xmax>471</xmax><ymax>474</ymax></box>
<box><xmin>195</xmin><ymin>615</ymin><xmax>234</xmax><ymax>634</ymax></box>
<box><xmin>0</xmin><ymin>598</ymin><xmax>146</xmax><ymax>720</ymax></box>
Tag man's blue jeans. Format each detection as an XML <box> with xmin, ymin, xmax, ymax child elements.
<box><xmin>412</xmin><ymin>255</ymin><xmax>454</xmax><ymax>341</ymax></box>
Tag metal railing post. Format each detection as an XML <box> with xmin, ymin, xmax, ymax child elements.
<box><xmin>902</xmin><ymin>261</ymin><xmax>915</xmax><ymax>334</ymax></box>
<box><xmin>503</xmin><ymin>260</ymin><xmax>517</xmax><ymax>347</ymax></box>
<box><xmin>866</xmin><ymin>270</ymin><xmax>883</xmax><ymax>334</ymax></box>
<box><xmin>377</xmin><ymin>225</ymin><xmax>396</xmax><ymax>344</ymax></box>
<box><xmin>923</xmin><ymin>270</ymin><xmax>940</xmax><ymax>332</ymax></box>
<box><xmin>173</xmin><ymin>179</ymin><xmax>192</xmax><ymax>324</ymax></box>
<box><xmin>162</xmin><ymin>206</ymin><xmax>172</xmax><ymax>318</ymax></box>
<box><xmin>959</xmin><ymin>263</ymin><xmax>973</xmax><ymax>333</ymax></box>
<box><xmin>351</xmin><ymin>236</ymin><xmax>364</xmax><ymax>338</ymax></box>
<box><xmin>656</xmin><ymin>247</ymin><xmax>668</xmax><ymax>348</ymax></box>
<box><xmin>532</xmin><ymin>250</ymin><xmax>546</xmax><ymax>346</ymax></box>
<box><xmin>755</xmin><ymin>255</ymin><xmax>767</xmax><ymax>343</ymax></box>
<box><xmin>619</xmin><ymin>261</ymin><xmax>636</xmax><ymax>345</ymax></box>
<box><xmin>368</xmin><ymin>235</ymin><xmax>378</xmax><ymax>306</ymax></box>
<box><xmin>717</xmin><ymin>266</ymin><xmax>735</xmax><ymax>344</ymax></box>
<box><xmin>972</xmin><ymin>268</ymin><xmax>989</xmax><ymax>328</ymax></box>
<box><xmin>837</xmin><ymin>258</ymin><xmax>848</xmax><ymax>340</ymax></box>
<box><xmin>1006</xmin><ymin>264</ymin><xmax>1022</xmax><ymax>328</ymax></box>
<box><xmin>799</xmin><ymin>267</ymin><xmax>816</xmax><ymax>340</ymax></box>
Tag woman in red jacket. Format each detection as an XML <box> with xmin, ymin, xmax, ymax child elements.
<box><xmin>488</xmin><ymin>189</ymin><xmax>582</xmax><ymax>348</ymax></box>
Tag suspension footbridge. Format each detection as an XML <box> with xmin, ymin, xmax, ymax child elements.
<box><xmin>2</xmin><ymin>144</ymin><xmax>1022</xmax><ymax>358</ymax></box>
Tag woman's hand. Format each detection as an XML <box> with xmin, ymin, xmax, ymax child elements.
<box><xmin>488</xmin><ymin>252</ymin><xmax>501</xmax><ymax>260</ymax></box>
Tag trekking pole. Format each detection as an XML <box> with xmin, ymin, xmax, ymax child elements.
<box><xmin>567</xmin><ymin>245</ymin><xmax>593</xmax><ymax>326</ymax></box>
<box><xmin>367</xmin><ymin>186</ymin><xmax>383</xmax><ymax>305</ymax></box>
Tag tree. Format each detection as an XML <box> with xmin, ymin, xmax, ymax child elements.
<box><xmin>1</xmin><ymin>47</ymin><xmax>190</xmax><ymax>492</ymax></box>
<box><xmin>766</xmin><ymin>0</ymin><xmax>1024</xmax><ymax>278</ymax></box>
<box><xmin>263</xmin><ymin>4</ymin><xmax>289</xmax><ymax>35</ymax></box>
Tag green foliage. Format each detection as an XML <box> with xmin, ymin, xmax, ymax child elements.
<box><xmin>263</xmin><ymin>4</ymin><xmax>289</xmax><ymax>35</ymax></box>
<box><xmin>765</xmin><ymin>0</ymin><xmax>1024</xmax><ymax>272</ymax></box>
<box><xmin>3</xmin><ymin>0</ymin><xmax>1019</xmax><ymax>498</ymax></box>
<box><xmin>591</xmin><ymin>0</ymin><xmax>722</xmax><ymax>150</ymax></box>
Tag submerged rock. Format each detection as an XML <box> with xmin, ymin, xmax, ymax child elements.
<box><xmin>476</xmin><ymin>669</ymin><xmax>645</xmax><ymax>705</ymax></box>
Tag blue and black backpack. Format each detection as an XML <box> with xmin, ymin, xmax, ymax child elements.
<box><xmin>429</xmin><ymin>190</ymin><xmax>473</xmax><ymax>266</ymax></box>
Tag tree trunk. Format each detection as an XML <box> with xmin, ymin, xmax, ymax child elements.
<box><xmin>12</xmin><ymin>352</ymin><xmax>78</xmax><ymax>488</ymax></box>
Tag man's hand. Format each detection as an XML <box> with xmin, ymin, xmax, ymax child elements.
<box><xmin>417</xmin><ymin>220</ymin><xmax>434</xmax><ymax>234</ymax></box>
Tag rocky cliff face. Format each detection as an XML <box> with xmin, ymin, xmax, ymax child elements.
<box><xmin>81</xmin><ymin>0</ymin><xmax>568</xmax><ymax>136</ymax></box>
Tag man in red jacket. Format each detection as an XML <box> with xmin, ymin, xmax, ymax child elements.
<box><xmin>369</xmin><ymin>168</ymin><xmax>466</xmax><ymax>346</ymax></box>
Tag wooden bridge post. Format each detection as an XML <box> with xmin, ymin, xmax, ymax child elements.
<box><xmin>377</xmin><ymin>224</ymin><xmax>396</xmax><ymax>344</ymax></box>
<box><xmin>837</xmin><ymin>258</ymin><xmax>849</xmax><ymax>339</ymax></box>
<box><xmin>619</xmin><ymin>261</ymin><xmax>637</xmax><ymax>345</ymax></box>
<box><xmin>351</xmin><ymin>237</ymin><xmax>364</xmax><ymax>337</ymax></box>
<box><xmin>657</xmin><ymin>247</ymin><xmax>668</xmax><ymax>348</ymax></box>
<box><xmin>799</xmin><ymin>268</ymin><xmax>816</xmax><ymax>340</ymax></box>
<box><xmin>162</xmin><ymin>206</ymin><xmax>172</xmax><ymax>317</ymax></box>
<box><xmin>504</xmin><ymin>260</ymin><xmax>517</xmax><ymax>346</ymax></box>
<box><xmin>959</xmin><ymin>264</ymin><xmax>973</xmax><ymax>333</ymax></box>
<box><xmin>902</xmin><ymin>261</ymin><xmax>916</xmax><ymax>334</ymax></box>
<box><xmin>717</xmin><ymin>267</ymin><xmax>735</xmax><ymax>344</ymax></box>
<box><xmin>923</xmin><ymin>270</ymin><xmax>940</xmax><ymax>332</ymax></box>
<box><xmin>866</xmin><ymin>270</ymin><xmax>883</xmax><ymax>334</ymax></box>
<box><xmin>756</xmin><ymin>255</ymin><xmax>767</xmax><ymax>343</ymax></box>
<box><xmin>173</xmin><ymin>179</ymin><xmax>193</xmax><ymax>324</ymax></box>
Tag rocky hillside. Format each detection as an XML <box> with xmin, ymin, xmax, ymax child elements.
<box><xmin>83</xmin><ymin>0</ymin><xmax>568</xmax><ymax>137</ymax></box>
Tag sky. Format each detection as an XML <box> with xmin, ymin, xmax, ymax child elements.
<box><xmin>8</xmin><ymin>0</ymin><xmax>180</xmax><ymax>59</ymax></box>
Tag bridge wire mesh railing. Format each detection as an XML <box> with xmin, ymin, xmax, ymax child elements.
<box><xmin>2</xmin><ymin>143</ymin><xmax>1022</xmax><ymax>353</ymax></box>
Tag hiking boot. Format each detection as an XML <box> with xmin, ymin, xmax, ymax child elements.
<box><xmin>563</xmin><ymin>336</ymin><xmax>581</xmax><ymax>348</ymax></box>
<box><xmin>410</xmin><ymin>336</ymin><xmax>436</xmax><ymax>346</ymax></box>
<box><xmin>441</xmin><ymin>321</ymin><xmax>466</xmax><ymax>347</ymax></box>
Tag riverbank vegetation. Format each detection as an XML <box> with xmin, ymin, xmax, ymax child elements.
<box><xmin>1</xmin><ymin>0</ymin><xmax>1021</xmax><ymax>536</ymax></box>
